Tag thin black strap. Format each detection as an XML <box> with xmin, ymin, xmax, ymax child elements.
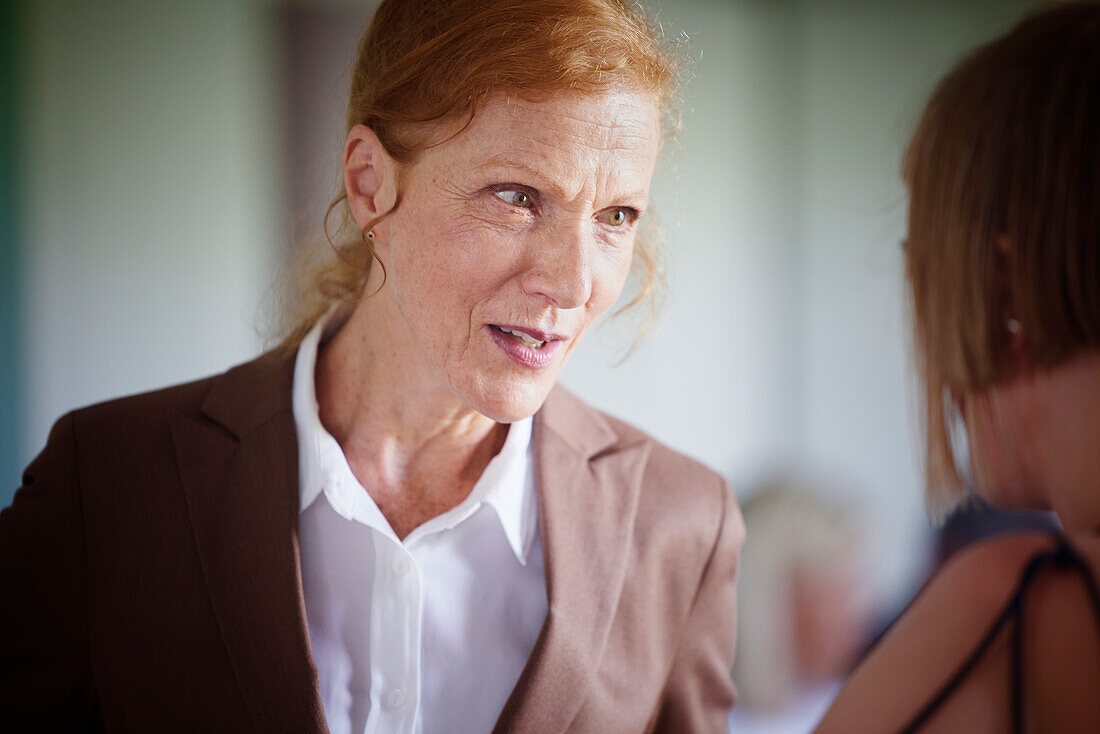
<box><xmin>1015</xmin><ymin>538</ymin><xmax>1100</xmax><ymax>731</ymax></box>
<box><xmin>1049</xmin><ymin>537</ymin><xmax>1100</xmax><ymax>628</ymax></box>
<box><xmin>1011</xmin><ymin>584</ymin><xmax>1025</xmax><ymax>734</ymax></box>
<box><xmin>896</xmin><ymin>538</ymin><xmax>1066</xmax><ymax>734</ymax></box>
<box><xmin>1009</xmin><ymin>553</ymin><xmax>1049</xmax><ymax>734</ymax></box>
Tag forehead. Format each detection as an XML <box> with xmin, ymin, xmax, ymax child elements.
<box><xmin>423</xmin><ymin>91</ymin><xmax>661</xmax><ymax>197</ymax></box>
<box><xmin>477</xmin><ymin>91</ymin><xmax>659</xmax><ymax>150</ymax></box>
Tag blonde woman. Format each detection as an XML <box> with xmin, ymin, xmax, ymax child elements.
<box><xmin>818</xmin><ymin>3</ymin><xmax>1100</xmax><ymax>732</ymax></box>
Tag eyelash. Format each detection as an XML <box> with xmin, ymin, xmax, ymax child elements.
<box><xmin>489</xmin><ymin>185</ymin><xmax>639</xmax><ymax>228</ymax></box>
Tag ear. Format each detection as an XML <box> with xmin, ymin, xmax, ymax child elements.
<box><xmin>344</xmin><ymin>124</ymin><xmax>398</xmax><ymax>232</ymax></box>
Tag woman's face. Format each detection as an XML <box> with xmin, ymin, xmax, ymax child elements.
<box><xmin>353</xmin><ymin>91</ymin><xmax>661</xmax><ymax>422</ymax></box>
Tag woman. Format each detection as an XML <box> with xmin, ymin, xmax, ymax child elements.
<box><xmin>817</xmin><ymin>3</ymin><xmax>1100</xmax><ymax>732</ymax></box>
<box><xmin>0</xmin><ymin>1</ymin><xmax>743</xmax><ymax>732</ymax></box>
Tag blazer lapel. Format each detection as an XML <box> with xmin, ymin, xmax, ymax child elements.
<box><xmin>172</xmin><ymin>359</ymin><xmax>645</xmax><ymax>734</ymax></box>
<box><xmin>494</xmin><ymin>386</ymin><xmax>650</xmax><ymax>734</ymax></box>
<box><xmin>171</xmin><ymin>354</ymin><xmax>327</xmax><ymax>734</ymax></box>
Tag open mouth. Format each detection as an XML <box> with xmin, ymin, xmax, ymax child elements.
<box><xmin>491</xmin><ymin>324</ymin><xmax>547</xmax><ymax>349</ymax></box>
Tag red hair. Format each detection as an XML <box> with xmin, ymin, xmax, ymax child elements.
<box><xmin>281</xmin><ymin>0</ymin><xmax>680</xmax><ymax>351</ymax></box>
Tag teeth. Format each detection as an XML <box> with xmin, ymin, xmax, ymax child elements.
<box><xmin>500</xmin><ymin>327</ymin><xmax>545</xmax><ymax>349</ymax></box>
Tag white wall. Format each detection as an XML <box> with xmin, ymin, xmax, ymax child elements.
<box><xmin>20</xmin><ymin>2</ymin><xmax>284</xmax><ymax>465</ymax></box>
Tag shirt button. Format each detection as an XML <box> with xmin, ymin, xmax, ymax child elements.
<box><xmin>382</xmin><ymin>688</ymin><xmax>407</xmax><ymax>710</ymax></box>
<box><xmin>391</xmin><ymin>555</ymin><xmax>412</xmax><ymax>576</ymax></box>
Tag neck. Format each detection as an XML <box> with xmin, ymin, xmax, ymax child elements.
<box><xmin>314</xmin><ymin>300</ymin><xmax>505</xmax><ymax>499</ymax></box>
<box><xmin>1038</xmin><ymin>352</ymin><xmax>1100</xmax><ymax>536</ymax></box>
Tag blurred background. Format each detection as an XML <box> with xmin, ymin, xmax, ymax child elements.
<box><xmin>0</xmin><ymin>0</ymin><xmax>1041</xmax><ymax>729</ymax></box>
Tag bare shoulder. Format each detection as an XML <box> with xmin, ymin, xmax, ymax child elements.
<box><xmin>815</xmin><ymin>530</ymin><xmax>1099</xmax><ymax>734</ymax></box>
<box><xmin>1027</xmin><ymin>532</ymin><xmax>1100</xmax><ymax>732</ymax></box>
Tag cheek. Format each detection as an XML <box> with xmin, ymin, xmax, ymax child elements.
<box><xmin>964</xmin><ymin>390</ymin><xmax>1030</xmax><ymax>503</ymax></box>
<box><xmin>589</xmin><ymin>243</ymin><xmax>636</xmax><ymax>312</ymax></box>
<box><xmin>391</xmin><ymin>211</ymin><xmax>509</xmax><ymax>308</ymax></box>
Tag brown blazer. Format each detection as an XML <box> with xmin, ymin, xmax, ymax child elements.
<box><xmin>1</xmin><ymin>352</ymin><xmax>743</xmax><ymax>733</ymax></box>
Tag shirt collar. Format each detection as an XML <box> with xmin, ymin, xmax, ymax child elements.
<box><xmin>292</xmin><ymin>313</ymin><xmax>330</xmax><ymax>516</ymax></box>
<box><xmin>476</xmin><ymin>416</ymin><xmax>537</xmax><ymax>565</ymax></box>
<box><xmin>291</xmin><ymin>313</ymin><xmax>538</xmax><ymax>565</ymax></box>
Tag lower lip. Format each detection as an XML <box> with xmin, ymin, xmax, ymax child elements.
<box><xmin>487</xmin><ymin>326</ymin><xmax>563</xmax><ymax>368</ymax></box>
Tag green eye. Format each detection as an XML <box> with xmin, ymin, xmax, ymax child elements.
<box><xmin>600</xmin><ymin>208</ymin><xmax>630</xmax><ymax>227</ymax></box>
<box><xmin>495</xmin><ymin>190</ymin><xmax>532</xmax><ymax>208</ymax></box>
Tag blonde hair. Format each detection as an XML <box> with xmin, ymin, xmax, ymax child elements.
<box><xmin>278</xmin><ymin>0</ymin><xmax>681</xmax><ymax>353</ymax></box>
<box><xmin>903</xmin><ymin>1</ymin><xmax>1100</xmax><ymax>515</ymax></box>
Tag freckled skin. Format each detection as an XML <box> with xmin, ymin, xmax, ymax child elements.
<box><xmin>374</xmin><ymin>92</ymin><xmax>660</xmax><ymax>422</ymax></box>
<box><xmin>317</xmin><ymin>92</ymin><xmax>662</xmax><ymax>538</ymax></box>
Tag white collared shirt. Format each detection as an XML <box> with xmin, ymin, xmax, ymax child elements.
<box><xmin>293</xmin><ymin>317</ymin><xmax>547</xmax><ymax>734</ymax></box>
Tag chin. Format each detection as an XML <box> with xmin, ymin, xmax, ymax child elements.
<box><xmin>467</xmin><ymin>376</ymin><xmax>554</xmax><ymax>423</ymax></box>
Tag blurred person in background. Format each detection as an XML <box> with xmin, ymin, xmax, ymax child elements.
<box><xmin>817</xmin><ymin>3</ymin><xmax>1100</xmax><ymax>732</ymax></box>
<box><xmin>729</xmin><ymin>479</ymin><xmax>872</xmax><ymax>734</ymax></box>
<box><xmin>0</xmin><ymin>1</ymin><xmax>744</xmax><ymax>732</ymax></box>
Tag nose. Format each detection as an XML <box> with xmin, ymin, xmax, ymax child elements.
<box><xmin>521</xmin><ymin>219</ymin><xmax>593</xmax><ymax>310</ymax></box>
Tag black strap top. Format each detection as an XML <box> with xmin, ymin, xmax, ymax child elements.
<box><xmin>898</xmin><ymin>534</ymin><xmax>1100</xmax><ymax>734</ymax></box>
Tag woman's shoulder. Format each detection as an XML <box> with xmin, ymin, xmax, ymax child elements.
<box><xmin>1027</xmin><ymin>531</ymin><xmax>1100</xmax><ymax>731</ymax></box>
<box><xmin>542</xmin><ymin>385</ymin><xmax>731</xmax><ymax>497</ymax></box>
<box><xmin>65</xmin><ymin>351</ymin><xmax>294</xmax><ymax>438</ymax></box>
<box><xmin>13</xmin><ymin>352</ymin><xmax>297</xmax><ymax>524</ymax></box>
<box><xmin>544</xmin><ymin>385</ymin><xmax>721</xmax><ymax>469</ymax></box>
<box><xmin>24</xmin><ymin>352</ymin><xmax>297</xmax><ymax>493</ymax></box>
<box><xmin>540</xmin><ymin>386</ymin><xmax>740</xmax><ymax>550</ymax></box>
<box><xmin>68</xmin><ymin>371</ymin><xmax>218</xmax><ymax>431</ymax></box>
<box><xmin>816</xmin><ymin>529</ymin><xmax>1100</xmax><ymax>733</ymax></box>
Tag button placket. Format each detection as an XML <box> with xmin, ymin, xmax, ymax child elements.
<box><xmin>367</xmin><ymin>540</ymin><xmax>421</xmax><ymax>734</ymax></box>
<box><xmin>382</xmin><ymin>687</ymin><xmax>408</xmax><ymax>710</ymax></box>
<box><xmin>392</xmin><ymin>553</ymin><xmax>412</xmax><ymax>577</ymax></box>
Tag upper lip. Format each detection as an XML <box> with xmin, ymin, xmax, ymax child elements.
<box><xmin>492</xmin><ymin>324</ymin><xmax>567</xmax><ymax>342</ymax></box>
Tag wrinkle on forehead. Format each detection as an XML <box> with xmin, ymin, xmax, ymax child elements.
<box><xmin>460</xmin><ymin>91</ymin><xmax>660</xmax><ymax>206</ymax></box>
<box><xmin>500</xmin><ymin>92</ymin><xmax>657</xmax><ymax>148</ymax></box>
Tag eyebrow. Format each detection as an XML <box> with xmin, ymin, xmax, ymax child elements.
<box><xmin>476</xmin><ymin>154</ymin><xmax>649</xmax><ymax>209</ymax></box>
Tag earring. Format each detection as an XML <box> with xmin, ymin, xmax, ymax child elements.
<box><xmin>366</xmin><ymin>231</ymin><xmax>375</xmax><ymax>240</ymax></box>
<box><xmin>1007</xmin><ymin>317</ymin><xmax>1021</xmax><ymax>335</ymax></box>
